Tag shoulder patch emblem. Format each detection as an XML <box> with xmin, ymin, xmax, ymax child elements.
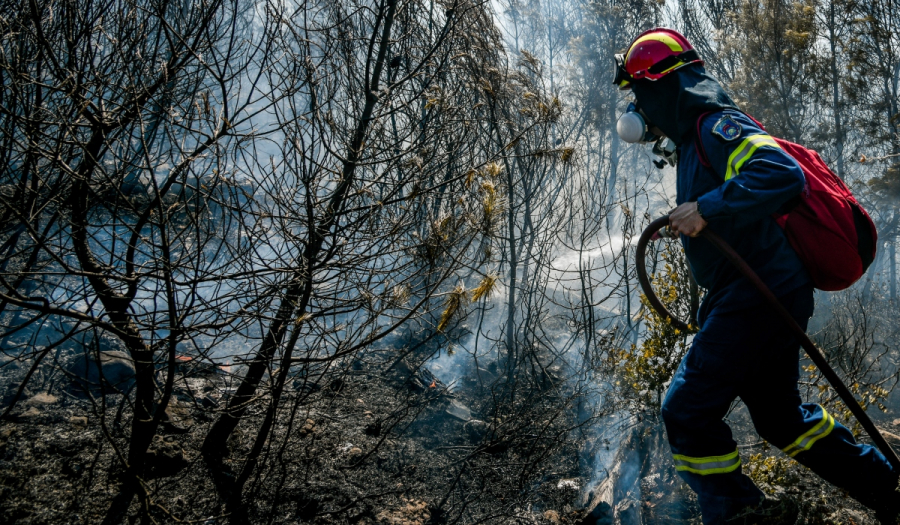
<box><xmin>711</xmin><ymin>115</ymin><xmax>742</xmax><ymax>141</ymax></box>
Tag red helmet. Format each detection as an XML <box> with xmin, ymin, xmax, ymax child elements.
<box><xmin>614</xmin><ymin>28</ymin><xmax>703</xmax><ymax>90</ymax></box>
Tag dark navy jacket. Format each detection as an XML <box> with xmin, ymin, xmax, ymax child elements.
<box><xmin>677</xmin><ymin>110</ymin><xmax>810</xmax><ymax>324</ymax></box>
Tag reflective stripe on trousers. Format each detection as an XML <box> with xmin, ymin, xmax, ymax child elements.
<box><xmin>781</xmin><ymin>405</ymin><xmax>835</xmax><ymax>457</ymax></box>
<box><xmin>673</xmin><ymin>449</ymin><xmax>741</xmax><ymax>475</ymax></box>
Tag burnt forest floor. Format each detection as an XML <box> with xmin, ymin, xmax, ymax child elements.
<box><xmin>0</xmin><ymin>344</ymin><xmax>898</xmax><ymax>525</ymax></box>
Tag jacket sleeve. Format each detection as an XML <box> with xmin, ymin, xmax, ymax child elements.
<box><xmin>694</xmin><ymin>111</ymin><xmax>805</xmax><ymax>227</ymax></box>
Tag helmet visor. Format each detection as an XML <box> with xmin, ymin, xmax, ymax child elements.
<box><xmin>613</xmin><ymin>54</ymin><xmax>632</xmax><ymax>90</ymax></box>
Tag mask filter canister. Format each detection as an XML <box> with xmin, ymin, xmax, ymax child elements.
<box><xmin>616</xmin><ymin>112</ymin><xmax>648</xmax><ymax>143</ymax></box>
<box><xmin>616</xmin><ymin>103</ymin><xmax>658</xmax><ymax>143</ymax></box>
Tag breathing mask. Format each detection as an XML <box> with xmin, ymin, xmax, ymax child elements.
<box><xmin>616</xmin><ymin>102</ymin><xmax>678</xmax><ymax>169</ymax></box>
<box><xmin>616</xmin><ymin>102</ymin><xmax>659</xmax><ymax>144</ymax></box>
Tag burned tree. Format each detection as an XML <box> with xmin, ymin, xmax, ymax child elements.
<box><xmin>0</xmin><ymin>0</ymin><xmax>277</xmax><ymax>519</ymax></box>
<box><xmin>191</xmin><ymin>0</ymin><xmax>564</xmax><ymax>517</ymax></box>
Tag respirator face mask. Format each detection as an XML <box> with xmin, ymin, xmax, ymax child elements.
<box><xmin>616</xmin><ymin>101</ymin><xmax>677</xmax><ymax>168</ymax></box>
<box><xmin>616</xmin><ymin>102</ymin><xmax>659</xmax><ymax>144</ymax></box>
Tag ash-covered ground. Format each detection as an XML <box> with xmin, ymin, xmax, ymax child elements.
<box><xmin>0</xmin><ymin>342</ymin><xmax>897</xmax><ymax>524</ymax></box>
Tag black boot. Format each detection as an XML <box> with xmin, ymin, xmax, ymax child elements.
<box><xmin>874</xmin><ymin>496</ymin><xmax>900</xmax><ymax>525</ymax></box>
<box><xmin>872</xmin><ymin>477</ymin><xmax>900</xmax><ymax>525</ymax></box>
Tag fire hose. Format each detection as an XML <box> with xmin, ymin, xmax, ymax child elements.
<box><xmin>635</xmin><ymin>215</ymin><xmax>900</xmax><ymax>471</ymax></box>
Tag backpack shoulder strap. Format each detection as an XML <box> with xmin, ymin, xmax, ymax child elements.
<box><xmin>742</xmin><ymin>112</ymin><xmax>766</xmax><ymax>131</ymax></box>
<box><xmin>693</xmin><ymin>111</ymin><xmax>716</xmax><ymax>168</ymax></box>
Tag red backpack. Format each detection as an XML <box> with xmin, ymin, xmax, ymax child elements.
<box><xmin>695</xmin><ymin>112</ymin><xmax>877</xmax><ymax>291</ymax></box>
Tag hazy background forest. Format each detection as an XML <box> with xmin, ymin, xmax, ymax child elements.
<box><xmin>1</xmin><ymin>0</ymin><xmax>899</xmax><ymax>523</ymax></box>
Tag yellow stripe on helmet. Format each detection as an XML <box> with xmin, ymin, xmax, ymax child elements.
<box><xmin>626</xmin><ymin>33</ymin><xmax>685</xmax><ymax>61</ymax></box>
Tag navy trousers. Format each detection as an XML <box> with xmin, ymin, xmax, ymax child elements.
<box><xmin>661</xmin><ymin>284</ymin><xmax>898</xmax><ymax>524</ymax></box>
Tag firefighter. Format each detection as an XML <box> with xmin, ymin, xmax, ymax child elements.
<box><xmin>613</xmin><ymin>28</ymin><xmax>900</xmax><ymax>524</ymax></box>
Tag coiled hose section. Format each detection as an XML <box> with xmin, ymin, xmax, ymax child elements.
<box><xmin>635</xmin><ymin>215</ymin><xmax>900</xmax><ymax>471</ymax></box>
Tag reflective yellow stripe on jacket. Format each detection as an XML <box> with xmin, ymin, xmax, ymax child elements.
<box><xmin>725</xmin><ymin>134</ymin><xmax>782</xmax><ymax>181</ymax></box>
<box><xmin>782</xmin><ymin>408</ymin><xmax>835</xmax><ymax>458</ymax></box>
<box><xmin>672</xmin><ymin>449</ymin><xmax>741</xmax><ymax>475</ymax></box>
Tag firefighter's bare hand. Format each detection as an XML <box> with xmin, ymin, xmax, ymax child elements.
<box><xmin>668</xmin><ymin>201</ymin><xmax>708</xmax><ymax>238</ymax></box>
